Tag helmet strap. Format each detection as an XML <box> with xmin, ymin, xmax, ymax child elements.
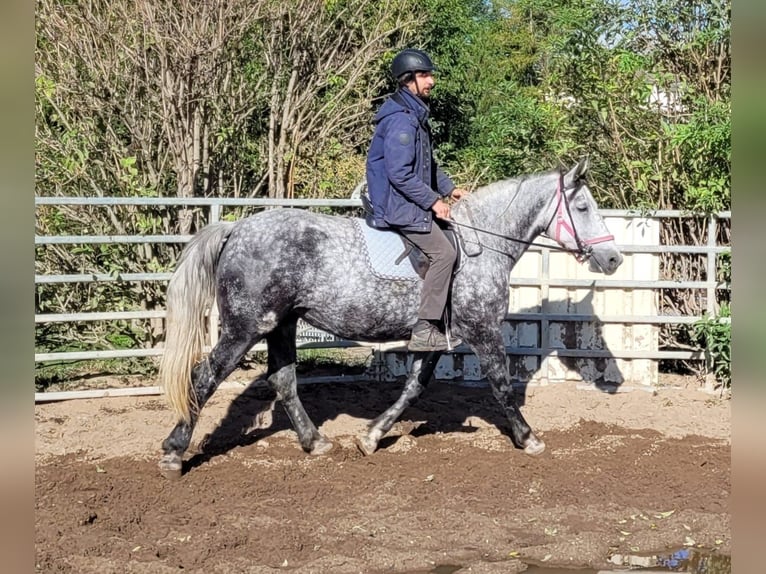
<box><xmin>413</xmin><ymin>75</ymin><xmax>422</xmax><ymax>97</ymax></box>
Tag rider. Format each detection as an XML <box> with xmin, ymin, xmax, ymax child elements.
<box><xmin>365</xmin><ymin>48</ymin><xmax>465</xmax><ymax>352</ymax></box>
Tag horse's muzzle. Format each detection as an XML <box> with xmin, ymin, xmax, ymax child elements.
<box><xmin>589</xmin><ymin>248</ymin><xmax>623</xmax><ymax>275</ymax></box>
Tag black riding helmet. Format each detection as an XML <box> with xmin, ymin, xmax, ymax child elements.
<box><xmin>391</xmin><ymin>48</ymin><xmax>436</xmax><ymax>80</ymax></box>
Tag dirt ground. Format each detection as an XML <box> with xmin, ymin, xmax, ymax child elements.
<box><xmin>35</xmin><ymin>374</ymin><xmax>730</xmax><ymax>574</ymax></box>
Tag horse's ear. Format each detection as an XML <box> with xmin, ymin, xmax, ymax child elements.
<box><xmin>563</xmin><ymin>156</ymin><xmax>590</xmax><ymax>188</ymax></box>
<box><xmin>578</xmin><ymin>155</ymin><xmax>590</xmax><ymax>176</ymax></box>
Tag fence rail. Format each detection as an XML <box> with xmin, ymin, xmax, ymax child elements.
<box><xmin>35</xmin><ymin>196</ymin><xmax>730</xmax><ymax>374</ymax></box>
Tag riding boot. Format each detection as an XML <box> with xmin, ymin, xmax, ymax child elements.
<box><xmin>408</xmin><ymin>319</ymin><xmax>462</xmax><ymax>352</ymax></box>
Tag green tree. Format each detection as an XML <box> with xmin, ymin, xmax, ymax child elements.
<box><xmin>35</xmin><ymin>0</ymin><xmax>420</xmax><ymax>360</ymax></box>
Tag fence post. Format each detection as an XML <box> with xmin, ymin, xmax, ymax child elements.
<box><xmin>539</xmin><ymin>247</ymin><xmax>551</xmax><ymax>384</ymax></box>
<box><xmin>704</xmin><ymin>214</ymin><xmax>718</xmax><ymax>392</ymax></box>
<box><xmin>706</xmin><ymin>215</ymin><xmax>718</xmax><ymax>317</ymax></box>
<box><xmin>208</xmin><ymin>203</ymin><xmax>221</xmax><ymax>348</ymax></box>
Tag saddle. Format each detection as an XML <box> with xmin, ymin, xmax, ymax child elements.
<box><xmin>358</xmin><ymin>191</ymin><xmax>483</xmax><ymax>281</ymax></box>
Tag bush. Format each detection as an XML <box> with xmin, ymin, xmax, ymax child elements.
<box><xmin>693</xmin><ymin>302</ymin><xmax>731</xmax><ymax>388</ymax></box>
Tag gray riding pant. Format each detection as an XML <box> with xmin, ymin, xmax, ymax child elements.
<box><xmin>400</xmin><ymin>225</ymin><xmax>457</xmax><ymax>322</ymax></box>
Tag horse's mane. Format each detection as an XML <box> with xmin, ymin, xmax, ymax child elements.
<box><xmin>471</xmin><ymin>169</ymin><xmax>558</xmax><ymax>199</ymax></box>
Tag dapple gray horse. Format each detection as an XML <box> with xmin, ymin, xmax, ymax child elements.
<box><xmin>158</xmin><ymin>159</ymin><xmax>623</xmax><ymax>478</ymax></box>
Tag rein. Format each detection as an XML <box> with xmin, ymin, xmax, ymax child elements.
<box><xmin>449</xmin><ymin>172</ymin><xmax>614</xmax><ymax>262</ymax></box>
<box><xmin>448</xmin><ymin>219</ymin><xmax>568</xmax><ymax>255</ymax></box>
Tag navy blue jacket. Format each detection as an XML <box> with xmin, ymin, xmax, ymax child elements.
<box><xmin>365</xmin><ymin>88</ymin><xmax>455</xmax><ymax>232</ymax></box>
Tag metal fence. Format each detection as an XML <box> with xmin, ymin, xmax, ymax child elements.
<box><xmin>35</xmin><ymin>196</ymin><xmax>730</xmax><ymax>385</ymax></box>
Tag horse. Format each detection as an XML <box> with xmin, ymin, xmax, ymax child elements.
<box><xmin>158</xmin><ymin>158</ymin><xmax>623</xmax><ymax>478</ymax></box>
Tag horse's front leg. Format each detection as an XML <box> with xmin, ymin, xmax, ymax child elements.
<box><xmin>356</xmin><ymin>351</ymin><xmax>441</xmax><ymax>455</ymax></box>
<box><xmin>474</xmin><ymin>334</ymin><xmax>545</xmax><ymax>455</ymax></box>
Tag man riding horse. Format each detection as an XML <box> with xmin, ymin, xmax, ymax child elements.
<box><xmin>365</xmin><ymin>48</ymin><xmax>466</xmax><ymax>352</ymax></box>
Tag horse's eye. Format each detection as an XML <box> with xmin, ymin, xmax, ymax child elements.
<box><xmin>576</xmin><ymin>201</ymin><xmax>589</xmax><ymax>212</ymax></box>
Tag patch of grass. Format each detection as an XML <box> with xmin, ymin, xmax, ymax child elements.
<box><xmin>295</xmin><ymin>347</ymin><xmax>371</xmax><ymax>376</ymax></box>
<box><xmin>35</xmin><ymin>357</ymin><xmax>158</xmax><ymax>392</ymax></box>
<box><xmin>34</xmin><ymin>347</ymin><xmax>373</xmax><ymax>393</ymax></box>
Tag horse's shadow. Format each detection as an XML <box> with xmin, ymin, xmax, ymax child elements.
<box><xmin>186</xmin><ymin>291</ymin><xmax>624</xmax><ymax>470</ymax></box>
<box><xmin>510</xmin><ymin>289</ymin><xmax>625</xmax><ymax>406</ymax></box>
<box><xmin>184</xmin><ymin>377</ymin><xmax>496</xmax><ymax>472</ymax></box>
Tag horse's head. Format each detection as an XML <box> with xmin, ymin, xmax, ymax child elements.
<box><xmin>546</xmin><ymin>158</ymin><xmax>623</xmax><ymax>275</ymax></box>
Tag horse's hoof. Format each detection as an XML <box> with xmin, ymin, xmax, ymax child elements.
<box><xmin>159</xmin><ymin>453</ymin><xmax>183</xmax><ymax>480</ymax></box>
<box><xmin>523</xmin><ymin>435</ymin><xmax>546</xmax><ymax>456</ymax></box>
<box><xmin>310</xmin><ymin>436</ymin><xmax>334</xmax><ymax>456</ymax></box>
<box><xmin>355</xmin><ymin>434</ymin><xmax>378</xmax><ymax>456</ymax></box>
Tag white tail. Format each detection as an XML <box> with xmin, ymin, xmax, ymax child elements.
<box><xmin>159</xmin><ymin>222</ymin><xmax>235</xmax><ymax>422</ymax></box>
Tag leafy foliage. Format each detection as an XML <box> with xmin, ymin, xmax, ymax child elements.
<box><xmin>693</xmin><ymin>303</ymin><xmax>731</xmax><ymax>388</ymax></box>
<box><xmin>35</xmin><ymin>0</ymin><xmax>730</xmax><ymax>385</ymax></box>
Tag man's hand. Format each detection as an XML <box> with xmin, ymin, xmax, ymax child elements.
<box><xmin>450</xmin><ymin>187</ymin><xmax>467</xmax><ymax>201</ymax></box>
<box><xmin>431</xmin><ymin>198</ymin><xmax>451</xmax><ymax>221</ymax></box>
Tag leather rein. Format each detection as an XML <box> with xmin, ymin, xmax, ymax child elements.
<box><xmin>449</xmin><ymin>172</ymin><xmax>614</xmax><ymax>262</ymax></box>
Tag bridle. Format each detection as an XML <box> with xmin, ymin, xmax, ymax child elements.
<box><xmin>548</xmin><ymin>172</ymin><xmax>615</xmax><ymax>262</ymax></box>
<box><xmin>449</xmin><ymin>170</ymin><xmax>614</xmax><ymax>263</ymax></box>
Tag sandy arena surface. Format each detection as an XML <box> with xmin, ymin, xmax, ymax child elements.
<box><xmin>35</xmin><ymin>375</ymin><xmax>730</xmax><ymax>573</ymax></box>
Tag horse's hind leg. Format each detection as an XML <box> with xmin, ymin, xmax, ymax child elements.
<box><xmin>159</xmin><ymin>331</ymin><xmax>256</xmax><ymax>478</ymax></box>
<box><xmin>266</xmin><ymin>319</ymin><xmax>334</xmax><ymax>455</ymax></box>
<box><xmin>356</xmin><ymin>351</ymin><xmax>441</xmax><ymax>455</ymax></box>
<box><xmin>474</xmin><ymin>333</ymin><xmax>545</xmax><ymax>455</ymax></box>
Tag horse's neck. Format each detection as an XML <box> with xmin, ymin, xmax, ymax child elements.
<box><xmin>465</xmin><ymin>175</ymin><xmax>553</xmax><ymax>254</ymax></box>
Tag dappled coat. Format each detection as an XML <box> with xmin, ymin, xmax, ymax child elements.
<box><xmin>365</xmin><ymin>88</ymin><xmax>455</xmax><ymax>232</ymax></box>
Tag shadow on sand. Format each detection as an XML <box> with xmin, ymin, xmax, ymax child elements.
<box><xmin>185</xmin><ymin>291</ymin><xmax>624</xmax><ymax>473</ymax></box>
